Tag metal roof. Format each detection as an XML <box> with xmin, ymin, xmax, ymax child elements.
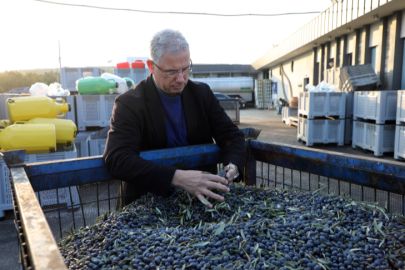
<box><xmin>252</xmin><ymin>0</ymin><xmax>405</xmax><ymax>70</ymax></box>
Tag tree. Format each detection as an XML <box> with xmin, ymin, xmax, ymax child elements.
<box><xmin>0</xmin><ymin>71</ymin><xmax>25</xmax><ymax>93</ymax></box>
<box><xmin>43</xmin><ymin>71</ymin><xmax>59</xmax><ymax>85</ymax></box>
<box><xmin>23</xmin><ymin>72</ymin><xmax>45</xmax><ymax>88</ymax></box>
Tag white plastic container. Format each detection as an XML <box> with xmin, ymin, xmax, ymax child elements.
<box><xmin>74</xmin><ymin>131</ymin><xmax>94</xmax><ymax>158</ymax></box>
<box><xmin>0</xmin><ymin>145</ymin><xmax>78</xmax><ymax>218</ymax></box>
<box><xmin>298</xmin><ymin>91</ymin><xmax>346</xmax><ymax>119</ymax></box>
<box><xmin>345</xmin><ymin>118</ymin><xmax>353</xmax><ymax>145</ymax></box>
<box><xmin>396</xmin><ymin>90</ymin><xmax>405</xmax><ymax>125</ymax></box>
<box><xmin>76</xmin><ymin>94</ymin><xmax>117</xmax><ymax>131</ymax></box>
<box><xmin>88</xmin><ymin>138</ymin><xmax>107</xmax><ymax>156</ymax></box>
<box><xmin>282</xmin><ymin>107</ymin><xmax>298</xmax><ymax>126</ymax></box>
<box><xmin>114</xmin><ymin>68</ymin><xmax>150</xmax><ymax>85</ymax></box>
<box><xmin>353</xmin><ymin>91</ymin><xmax>398</xmax><ymax>124</ymax></box>
<box><xmin>297</xmin><ymin>117</ymin><xmax>344</xmax><ymax>146</ymax></box>
<box><xmin>352</xmin><ymin>121</ymin><xmax>395</xmax><ymax>156</ymax></box>
<box><xmin>101</xmin><ymin>73</ymin><xmax>128</xmax><ymax>94</ymax></box>
<box><xmin>394</xmin><ymin>125</ymin><xmax>405</xmax><ymax>160</ymax></box>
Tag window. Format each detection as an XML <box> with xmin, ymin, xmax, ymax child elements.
<box><xmin>328</xmin><ymin>59</ymin><xmax>334</xmax><ymax>69</ymax></box>
<box><xmin>263</xmin><ymin>69</ymin><xmax>269</xmax><ymax>79</ymax></box>
<box><xmin>336</xmin><ymin>39</ymin><xmax>341</xmax><ymax>67</ymax></box>
<box><xmin>346</xmin><ymin>53</ymin><xmax>353</xmax><ymax>66</ymax></box>
<box><xmin>291</xmin><ymin>61</ymin><xmax>294</xmax><ymax>72</ymax></box>
<box><xmin>371</xmin><ymin>47</ymin><xmax>377</xmax><ymax>72</ymax></box>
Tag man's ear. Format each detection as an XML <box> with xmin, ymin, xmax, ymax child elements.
<box><xmin>146</xmin><ymin>60</ymin><xmax>154</xmax><ymax>74</ymax></box>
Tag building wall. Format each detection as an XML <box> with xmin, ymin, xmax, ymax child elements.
<box><xmin>264</xmin><ymin>7</ymin><xmax>405</xmax><ymax>98</ymax></box>
<box><xmin>269</xmin><ymin>50</ymin><xmax>314</xmax><ymax>101</ymax></box>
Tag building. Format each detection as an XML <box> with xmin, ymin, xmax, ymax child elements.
<box><xmin>252</xmin><ymin>0</ymin><xmax>405</xmax><ymax>101</ymax></box>
<box><xmin>189</xmin><ymin>64</ymin><xmax>259</xmax><ymax>79</ymax></box>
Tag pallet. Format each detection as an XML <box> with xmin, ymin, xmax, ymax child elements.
<box><xmin>289</xmin><ymin>117</ymin><xmax>298</xmax><ymax>127</ymax></box>
<box><xmin>298</xmin><ymin>114</ymin><xmax>344</xmax><ymax>120</ymax></box>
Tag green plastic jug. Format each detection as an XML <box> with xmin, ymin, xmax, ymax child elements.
<box><xmin>77</xmin><ymin>77</ymin><xmax>119</xmax><ymax>95</ymax></box>
<box><xmin>124</xmin><ymin>77</ymin><xmax>135</xmax><ymax>89</ymax></box>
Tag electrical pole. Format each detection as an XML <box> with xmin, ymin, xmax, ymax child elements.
<box><xmin>58</xmin><ymin>41</ymin><xmax>62</xmax><ymax>84</ymax></box>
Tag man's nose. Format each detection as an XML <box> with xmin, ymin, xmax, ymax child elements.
<box><xmin>175</xmin><ymin>72</ymin><xmax>185</xmax><ymax>83</ymax></box>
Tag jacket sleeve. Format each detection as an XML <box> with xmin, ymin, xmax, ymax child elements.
<box><xmin>205</xmin><ymin>89</ymin><xmax>246</xmax><ymax>177</ymax></box>
<box><xmin>103</xmin><ymin>97</ymin><xmax>176</xmax><ymax>197</ymax></box>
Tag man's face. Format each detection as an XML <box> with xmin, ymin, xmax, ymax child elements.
<box><xmin>147</xmin><ymin>51</ymin><xmax>190</xmax><ymax>96</ymax></box>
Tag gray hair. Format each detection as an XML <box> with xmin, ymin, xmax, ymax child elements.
<box><xmin>150</xmin><ymin>29</ymin><xmax>190</xmax><ymax>64</ymax></box>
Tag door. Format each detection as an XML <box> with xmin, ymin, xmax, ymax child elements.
<box><xmin>303</xmin><ymin>78</ymin><xmax>310</xmax><ymax>91</ymax></box>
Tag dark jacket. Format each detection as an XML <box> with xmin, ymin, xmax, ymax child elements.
<box><xmin>103</xmin><ymin>75</ymin><xmax>246</xmax><ymax>197</ymax></box>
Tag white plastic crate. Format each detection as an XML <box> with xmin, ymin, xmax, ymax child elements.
<box><xmin>113</xmin><ymin>69</ymin><xmax>150</xmax><ymax>85</ymax></box>
<box><xmin>298</xmin><ymin>92</ymin><xmax>346</xmax><ymax>119</ymax></box>
<box><xmin>396</xmin><ymin>90</ymin><xmax>405</xmax><ymax>125</ymax></box>
<box><xmin>352</xmin><ymin>121</ymin><xmax>395</xmax><ymax>156</ymax></box>
<box><xmin>339</xmin><ymin>64</ymin><xmax>381</xmax><ymax>91</ymax></box>
<box><xmin>282</xmin><ymin>107</ymin><xmax>298</xmax><ymax>126</ymax></box>
<box><xmin>76</xmin><ymin>94</ymin><xmax>117</xmax><ymax>131</ymax></box>
<box><xmin>74</xmin><ymin>131</ymin><xmax>94</xmax><ymax>158</ymax></box>
<box><xmin>297</xmin><ymin>117</ymin><xmax>344</xmax><ymax>146</ymax></box>
<box><xmin>0</xmin><ymin>94</ymin><xmax>21</xmax><ymax>120</ymax></box>
<box><xmin>0</xmin><ymin>146</ymin><xmax>78</xmax><ymax>218</ymax></box>
<box><xmin>88</xmin><ymin>138</ymin><xmax>107</xmax><ymax>156</ymax></box>
<box><xmin>345</xmin><ymin>118</ymin><xmax>353</xmax><ymax>145</ymax></box>
<box><xmin>61</xmin><ymin>67</ymin><xmax>104</xmax><ymax>92</ymax></box>
<box><xmin>394</xmin><ymin>125</ymin><xmax>405</xmax><ymax>160</ymax></box>
<box><xmin>353</xmin><ymin>91</ymin><xmax>398</xmax><ymax>124</ymax></box>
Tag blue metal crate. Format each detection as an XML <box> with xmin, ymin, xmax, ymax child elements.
<box><xmin>2</xmin><ymin>140</ymin><xmax>405</xmax><ymax>269</ymax></box>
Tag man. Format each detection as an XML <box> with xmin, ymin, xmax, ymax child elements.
<box><xmin>103</xmin><ymin>29</ymin><xmax>245</xmax><ymax>208</ymax></box>
<box><xmin>277</xmin><ymin>98</ymin><xmax>289</xmax><ymax>115</ymax></box>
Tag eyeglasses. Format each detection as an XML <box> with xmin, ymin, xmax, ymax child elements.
<box><xmin>153</xmin><ymin>60</ymin><xmax>193</xmax><ymax>78</ymax></box>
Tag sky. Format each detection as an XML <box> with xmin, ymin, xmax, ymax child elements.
<box><xmin>0</xmin><ymin>0</ymin><xmax>333</xmax><ymax>72</ymax></box>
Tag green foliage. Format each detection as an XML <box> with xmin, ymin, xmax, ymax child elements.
<box><xmin>0</xmin><ymin>70</ymin><xmax>60</xmax><ymax>93</ymax></box>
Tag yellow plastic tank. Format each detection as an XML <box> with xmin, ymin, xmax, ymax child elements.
<box><xmin>0</xmin><ymin>124</ymin><xmax>56</xmax><ymax>154</ymax></box>
<box><xmin>7</xmin><ymin>96</ymin><xmax>71</xmax><ymax>123</ymax></box>
<box><xmin>0</xmin><ymin>120</ymin><xmax>11</xmax><ymax>128</ymax></box>
<box><xmin>16</xmin><ymin>118</ymin><xmax>77</xmax><ymax>146</ymax></box>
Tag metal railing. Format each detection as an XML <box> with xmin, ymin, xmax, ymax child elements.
<box><xmin>3</xmin><ymin>140</ymin><xmax>405</xmax><ymax>269</ymax></box>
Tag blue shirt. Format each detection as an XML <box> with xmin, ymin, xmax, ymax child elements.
<box><xmin>153</xmin><ymin>76</ymin><xmax>188</xmax><ymax>148</ymax></box>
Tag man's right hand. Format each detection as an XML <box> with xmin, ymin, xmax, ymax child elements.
<box><xmin>171</xmin><ymin>170</ymin><xmax>230</xmax><ymax>208</ymax></box>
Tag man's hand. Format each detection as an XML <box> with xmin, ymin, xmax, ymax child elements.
<box><xmin>225</xmin><ymin>167</ymin><xmax>237</xmax><ymax>182</ymax></box>
<box><xmin>171</xmin><ymin>170</ymin><xmax>230</xmax><ymax>208</ymax></box>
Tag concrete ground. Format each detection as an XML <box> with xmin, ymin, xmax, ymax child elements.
<box><xmin>0</xmin><ymin>107</ymin><xmax>401</xmax><ymax>269</ymax></box>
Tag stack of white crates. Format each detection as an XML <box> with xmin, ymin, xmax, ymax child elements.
<box><xmin>254</xmin><ymin>79</ymin><xmax>272</xmax><ymax>109</ymax></box>
<box><xmin>352</xmin><ymin>91</ymin><xmax>397</xmax><ymax>157</ymax></box>
<box><xmin>297</xmin><ymin>91</ymin><xmax>346</xmax><ymax>146</ymax></box>
<box><xmin>0</xmin><ymin>146</ymin><xmax>79</xmax><ymax>218</ymax></box>
<box><xmin>394</xmin><ymin>90</ymin><xmax>405</xmax><ymax>160</ymax></box>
